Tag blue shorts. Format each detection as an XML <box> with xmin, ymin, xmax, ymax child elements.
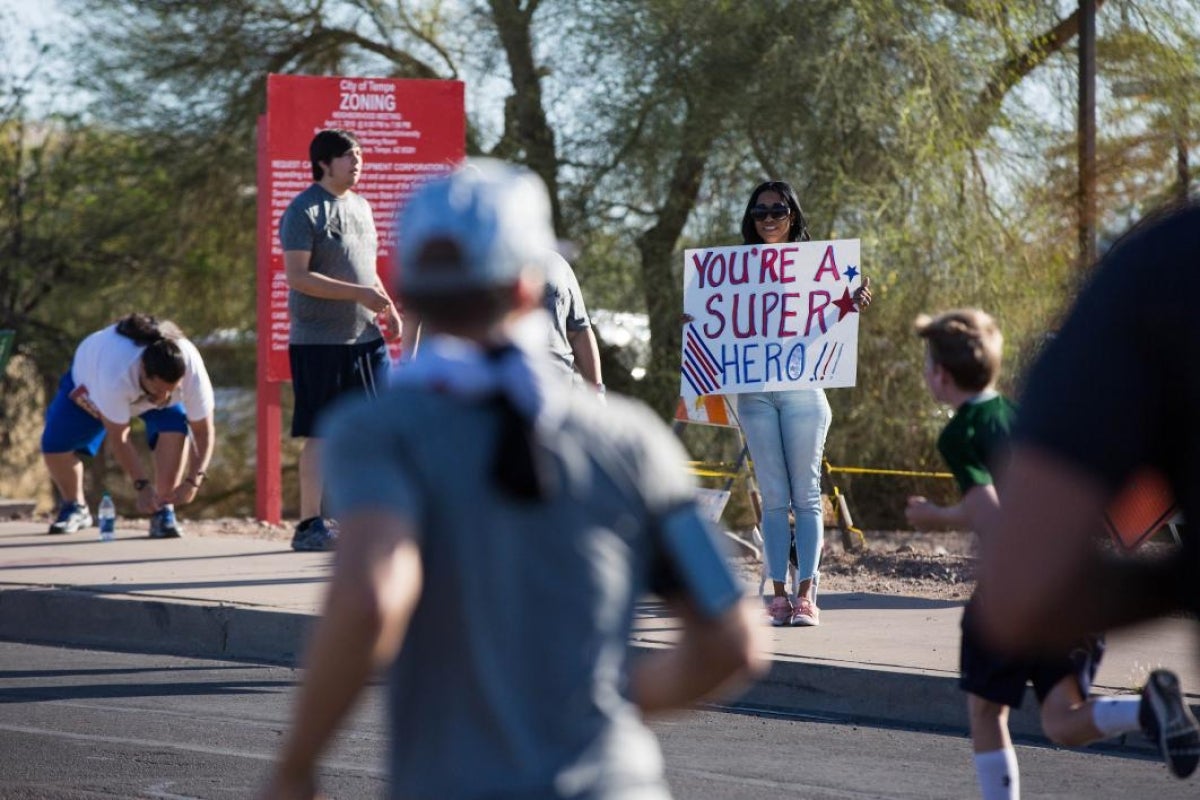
<box><xmin>289</xmin><ymin>338</ymin><xmax>390</xmax><ymax>438</ymax></box>
<box><xmin>40</xmin><ymin>371</ymin><xmax>189</xmax><ymax>456</ymax></box>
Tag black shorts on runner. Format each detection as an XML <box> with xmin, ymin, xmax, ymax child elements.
<box><xmin>289</xmin><ymin>338</ymin><xmax>389</xmax><ymax>438</ymax></box>
<box><xmin>959</xmin><ymin>596</ymin><xmax>1104</xmax><ymax>708</ymax></box>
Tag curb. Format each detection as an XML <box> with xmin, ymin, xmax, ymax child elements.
<box><xmin>0</xmin><ymin>586</ymin><xmax>310</xmax><ymax>666</ymax></box>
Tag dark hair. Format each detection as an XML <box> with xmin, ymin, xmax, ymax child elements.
<box><xmin>740</xmin><ymin>180</ymin><xmax>810</xmax><ymax>245</ymax></box>
<box><xmin>115</xmin><ymin>313</ymin><xmax>187</xmax><ymax>383</ymax></box>
<box><xmin>309</xmin><ymin>129</ymin><xmax>360</xmax><ymax>181</ymax></box>
<box><xmin>914</xmin><ymin>309</ymin><xmax>1003</xmax><ymax>392</ymax></box>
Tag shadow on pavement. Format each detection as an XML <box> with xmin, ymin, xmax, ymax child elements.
<box><xmin>819</xmin><ymin>591</ymin><xmax>962</xmax><ymax>611</ymax></box>
<box><xmin>0</xmin><ymin>679</ymin><xmax>289</xmax><ymax>704</ymax></box>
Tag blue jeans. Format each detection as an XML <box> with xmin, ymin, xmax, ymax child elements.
<box><xmin>736</xmin><ymin>389</ymin><xmax>832</xmax><ymax>585</ymax></box>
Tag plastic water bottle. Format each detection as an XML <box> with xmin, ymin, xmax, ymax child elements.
<box><xmin>98</xmin><ymin>493</ymin><xmax>116</xmax><ymax>541</ymax></box>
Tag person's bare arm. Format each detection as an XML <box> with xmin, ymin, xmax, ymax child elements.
<box><xmin>905</xmin><ymin>496</ymin><xmax>966</xmax><ymax>530</ymax></box>
<box><xmin>976</xmin><ymin>446</ymin><xmax>1180</xmax><ymax>654</ymax></box>
<box><xmin>906</xmin><ymin>483</ymin><xmax>999</xmax><ymax>531</ymax></box>
<box><xmin>102</xmin><ymin>418</ymin><xmax>156</xmax><ymax>513</ymax></box>
<box><xmin>261</xmin><ymin>510</ymin><xmax>422</xmax><ymax>799</ymax></box>
<box><xmin>628</xmin><ymin>598</ymin><xmax>764</xmax><ymax>714</ymax></box>
<box><xmin>173</xmin><ymin>415</ymin><xmax>215</xmax><ymax>506</ymax></box>
<box><xmin>567</xmin><ymin>327</ymin><xmax>603</xmax><ymax>389</ymax></box>
<box><xmin>283</xmin><ymin>250</ymin><xmax>390</xmax><ymax>311</ymax></box>
<box><xmin>375</xmin><ymin>277</ymin><xmax>404</xmax><ymax>343</ymax></box>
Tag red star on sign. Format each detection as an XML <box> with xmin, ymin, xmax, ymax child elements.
<box><xmin>832</xmin><ymin>288</ymin><xmax>859</xmax><ymax>320</ymax></box>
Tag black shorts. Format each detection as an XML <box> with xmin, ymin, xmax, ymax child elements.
<box><xmin>289</xmin><ymin>339</ymin><xmax>389</xmax><ymax>438</ymax></box>
<box><xmin>959</xmin><ymin>596</ymin><xmax>1105</xmax><ymax>708</ymax></box>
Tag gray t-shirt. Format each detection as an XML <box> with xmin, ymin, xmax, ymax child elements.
<box><xmin>542</xmin><ymin>252</ymin><xmax>592</xmax><ymax>376</ymax></box>
<box><xmin>321</xmin><ymin>387</ymin><xmax>741</xmax><ymax>800</ymax></box>
<box><xmin>279</xmin><ymin>183</ymin><xmax>382</xmax><ymax>345</ymax></box>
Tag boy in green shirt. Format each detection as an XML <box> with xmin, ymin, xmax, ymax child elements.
<box><xmin>906</xmin><ymin>309</ymin><xmax>1197</xmax><ymax>799</ymax></box>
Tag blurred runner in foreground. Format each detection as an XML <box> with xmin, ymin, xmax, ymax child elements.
<box><xmin>260</xmin><ymin>159</ymin><xmax>763</xmax><ymax>800</ymax></box>
<box><xmin>977</xmin><ymin>202</ymin><xmax>1200</xmax><ymax>780</ymax></box>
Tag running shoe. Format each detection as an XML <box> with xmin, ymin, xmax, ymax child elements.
<box><xmin>291</xmin><ymin>517</ymin><xmax>338</xmax><ymax>552</ymax></box>
<box><xmin>48</xmin><ymin>502</ymin><xmax>92</xmax><ymax>534</ymax></box>
<box><xmin>149</xmin><ymin>506</ymin><xmax>183</xmax><ymax>539</ymax></box>
<box><xmin>1140</xmin><ymin>668</ymin><xmax>1200</xmax><ymax>778</ymax></box>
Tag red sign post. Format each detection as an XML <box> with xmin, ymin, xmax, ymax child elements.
<box><xmin>256</xmin><ymin>74</ymin><xmax>465</xmax><ymax>523</ymax></box>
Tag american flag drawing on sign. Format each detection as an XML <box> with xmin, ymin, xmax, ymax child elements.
<box><xmin>681</xmin><ymin>323</ymin><xmax>722</xmax><ymax>395</ymax></box>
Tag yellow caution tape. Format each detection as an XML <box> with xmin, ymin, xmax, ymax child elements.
<box><xmin>685</xmin><ymin>460</ymin><xmax>952</xmax><ymax>481</ymax></box>
<box><xmin>825</xmin><ymin>465</ymin><xmax>953</xmax><ymax>479</ymax></box>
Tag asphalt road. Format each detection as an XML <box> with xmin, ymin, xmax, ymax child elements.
<box><xmin>0</xmin><ymin>642</ymin><xmax>1194</xmax><ymax>799</ymax></box>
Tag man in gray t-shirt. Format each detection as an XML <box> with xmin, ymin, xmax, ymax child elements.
<box><xmin>261</xmin><ymin>160</ymin><xmax>762</xmax><ymax>800</ymax></box>
<box><xmin>543</xmin><ymin>251</ymin><xmax>604</xmax><ymax>394</ymax></box>
<box><xmin>278</xmin><ymin>129</ymin><xmax>403</xmax><ymax>552</ymax></box>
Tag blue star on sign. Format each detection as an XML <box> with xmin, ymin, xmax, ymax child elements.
<box><xmin>844</xmin><ymin>265</ymin><xmax>859</xmax><ymax>282</ymax></box>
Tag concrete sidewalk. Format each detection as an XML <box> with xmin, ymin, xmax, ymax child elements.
<box><xmin>0</xmin><ymin>519</ymin><xmax>1195</xmax><ymax>751</ymax></box>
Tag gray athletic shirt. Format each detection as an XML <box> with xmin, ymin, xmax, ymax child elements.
<box><xmin>279</xmin><ymin>183</ymin><xmax>383</xmax><ymax>345</ymax></box>
<box><xmin>542</xmin><ymin>252</ymin><xmax>592</xmax><ymax>376</ymax></box>
<box><xmin>321</xmin><ymin>387</ymin><xmax>742</xmax><ymax>800</ymax></box>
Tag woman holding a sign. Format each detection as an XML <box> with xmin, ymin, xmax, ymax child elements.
<box><xmin>734</xmin><ymin>180</ymin><xmax>871</xmax><ymax>628</ymax></box>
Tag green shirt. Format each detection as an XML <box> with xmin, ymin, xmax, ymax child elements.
<box><xmin>937</xmin><ymin>393</ymin><xmax>1017</xmax><ymax>496</ymax></box>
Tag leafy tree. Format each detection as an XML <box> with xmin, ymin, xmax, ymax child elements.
<box><xmin>42</xmin><ymin>0</ymin><xmax>1200</xmax><ymax>526</ymax></box>
<box><xmin>0</xmin><ymin>116</ymin><xmax>255</xmax><ymax>379</ymax></box>
<box><xmin>0</xmin><ymin>7</ymin><xmax>259</xmax><ymax>380</ymax></box>
<box><xmin>2</xmin><ymin>91</ymin><xmax>150</xmax><ymax>370</ymax></box>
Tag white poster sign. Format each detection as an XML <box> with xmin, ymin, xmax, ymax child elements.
<box><xmin>680</xmin><ymin>239</ymin><xmax>862</xmax><ymax>399</ymax></box>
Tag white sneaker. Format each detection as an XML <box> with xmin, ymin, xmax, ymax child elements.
<box><xmin>49</xmin><ymin>502</ymin><xmax>92</xmax><ymax>534</ymax></box>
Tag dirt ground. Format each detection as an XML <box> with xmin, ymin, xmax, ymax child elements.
<box><xmin>728</xmin><ymin>527</ymin><xmax>978</xmax><ymax>602</ymax></box>
<box><xmin>820</xmin><ymin>528</ymin><xmax>978</xmax><ymax>601</ymax></box>
<box><xmin>172</xmin><ymin>517</ymin><xmax>980</xmax><ymax>603</ymax></box>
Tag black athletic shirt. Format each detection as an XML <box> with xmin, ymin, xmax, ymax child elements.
<box><xmin>1015</xmin><ymin>202</ymin><xmax>1200</xmax><ymax>606</ymax></box>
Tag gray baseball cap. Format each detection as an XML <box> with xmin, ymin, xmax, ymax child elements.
<box><xmin>396</xmin><ymin>159</ymin><xmax>556</xmax><ymax>295</ymax></box>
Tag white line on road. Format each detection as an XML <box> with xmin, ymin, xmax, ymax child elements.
<box><xmin>0</xmin><ymin>721</ymin><xmax>386</xmax><ymax>777</ymax></box>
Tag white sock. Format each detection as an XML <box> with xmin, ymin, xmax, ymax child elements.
<box><xmin>1090</xmin><ymin>695</ymin><xmax>1142</xmax><ymax>737</ymax></box>
<box><xmin>974</xmin><ymin>748</ymin><xmax>1019</xmax><ymax>800</ymax></box>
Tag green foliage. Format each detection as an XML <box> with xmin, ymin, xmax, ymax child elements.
<box><xmin>1</xmin><ymin>118</ymin><xmax>152</xmax><ymax>368</ymax></box>
<box><xmin>0</xmin><ymin>17</ymin><xmax>257</xmax><ymax>378</ymax></box>
<box><xmin>3</xmin><ymin>0</ymin><xmax>1195</xmax><ymax>527</ymax></box>
<box><xmin>0</xmin><ymin>115</ymin><xmax>256</xmax><ymax>381</ymax></box>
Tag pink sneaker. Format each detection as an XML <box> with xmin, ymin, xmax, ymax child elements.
<box><xmin>792</xmin><ymin>597</ymin><xmax>820</xmax><ymax>627</ymax></box>
<box><xmin>767</xmin><ymin>596</ymin><xmax>793</xmax><ymax>627</ymax></box>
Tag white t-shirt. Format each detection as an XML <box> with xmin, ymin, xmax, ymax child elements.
<box><xmin>69</xmin><ymin>325</ymin><xmax>215</xmax><ymax>425</ymax></box>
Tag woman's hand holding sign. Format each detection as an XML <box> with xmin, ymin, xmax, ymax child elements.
<box><xmin>854</xmin><ymin>276</ymin><xmax>871</xmax><ymax>310</ymax></box>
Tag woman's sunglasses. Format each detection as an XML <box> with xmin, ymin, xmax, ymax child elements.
<box><xmin>750</xmin><ymin>203</ymin><xmax>791</xmax><ymax>222</ymax></box>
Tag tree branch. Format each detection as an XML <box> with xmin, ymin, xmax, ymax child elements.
<box><xmin>968</xmin><ymin>1</ymin><xmax>1107</xmax><ymax>138</ymax></box>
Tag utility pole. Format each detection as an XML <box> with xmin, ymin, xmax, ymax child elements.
<box><xmin>1078</xmin><ymin>0</ymin><xmax>1097</xmax><ymax>270</ymax></box>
